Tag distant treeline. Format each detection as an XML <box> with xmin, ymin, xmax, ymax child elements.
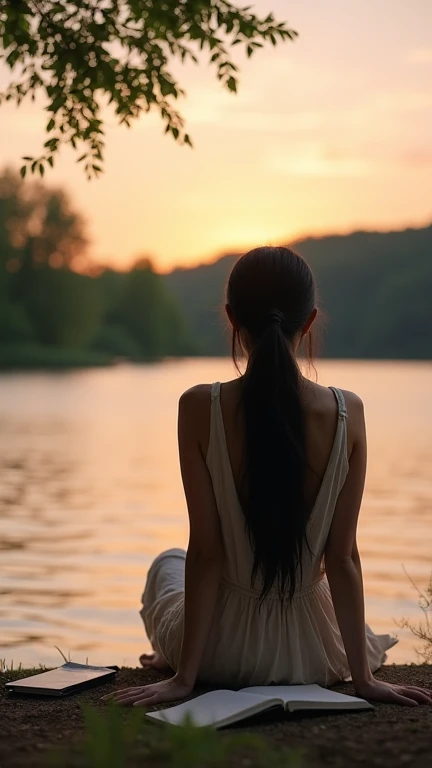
<box><xmin>1</xmin><ymin>168</ymin><xmax>431</xmax><ymax>368</ymax></box>
<box><xmin>165</xmin><ymin>227</ymin><xmax>432</xmax><ymax>360</ymax></box>
<box><xmin>0</xmin><ymin>170</ymin><xmax>195</xmax><ymax>368</ymax></box>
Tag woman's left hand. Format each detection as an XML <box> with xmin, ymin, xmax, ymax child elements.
<box><xmin>101</xmin><ymin>674</ymin><xmax>193</xmax><ymax>708</ymax></box>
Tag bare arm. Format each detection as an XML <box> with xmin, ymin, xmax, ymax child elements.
<box><xmin>325</xmin><ymin>393</ymin><xmax>432</xmax><ymax>706</ymax></box>
<box><xmin>175</xmin><ymin>387</ymin><xmax>224</xmax><ymax>687</ymax></box>
<box><xmin>105</xmin><ymin>385</ymin><xmax>224</xmax><ymax>707</ymax></box>
<box><xmin>325</xmin><ymin>392</ymin><xmax>372</xmax><ymax>689</ymax></box>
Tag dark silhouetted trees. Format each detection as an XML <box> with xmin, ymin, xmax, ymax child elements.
<box><xmin>1</xmin><ymin>168</ymin><xmax>431</xmax><ymax>367</ymax></box>
<box><xmin>0</xmin><ymin>170</ymin><xmax>194</xmax><ymax>367</ymax></box>
<box><xmin>165</xmin><ymin>227</ymin><xmax>432</xmax><ymax>360</ymax></box>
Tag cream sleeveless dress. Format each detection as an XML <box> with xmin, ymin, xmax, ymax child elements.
<box><xmin>140</xmin><ymin>383</ymin><xmax>397</xmax><ymax>687</ymax></box>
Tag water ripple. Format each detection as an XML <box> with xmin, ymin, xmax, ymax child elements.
<box><xmin>0</xmin><ymin>360</ymin><xmax>431</xmax><ymax>667</ymax></box>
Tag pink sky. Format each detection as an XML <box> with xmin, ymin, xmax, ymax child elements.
<box><xmin>1</xmin><ymin>0</ymin><xmax>431</xmax><ymax>270</ymax></box>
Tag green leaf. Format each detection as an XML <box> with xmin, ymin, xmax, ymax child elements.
<box><xmin>39</xmin><ymin>163</ymin><xmax>45</xmax><ymax>177</ymax></box>
<box><xmin>1</xmin><ymin>1</ymin><xmax>296</xmax><ymax>176</ymax></box>
<box><xmin>20</xmin><ymin>165</ymin><xmax>26</xmax><ymax>178</ymax></box>
<box><xmin>160</xmin><ymin>77</ymin><xmax>176</xmax><ymax>97</ymax></box>
<box><xmin>22</xmin><ymin>156</ymin><xmax>33</xmax><ymax>161</ymax></box>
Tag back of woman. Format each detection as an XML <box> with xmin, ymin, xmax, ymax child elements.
<box><xmin>199</xmin><ymin>378</ymin><xmax>357</xmax><ymax>686</ymax></box>
<box><xmin>207</xmin><ymin>378</ymin><xmax>348</xmax><ymax>598</ymax></box>
<box><xmin>107</xmin><ymin>246</ymin><xmax>432</xmax><ymax>710</ymax></box>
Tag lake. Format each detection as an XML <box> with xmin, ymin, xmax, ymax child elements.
<box><xmin>1</xmin><ymin>359</ymin><xmax>431</xmax><ymax>669</ymax></box>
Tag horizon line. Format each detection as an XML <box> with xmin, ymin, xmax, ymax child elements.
<box><xmin>83</xmin><ymin>216</ymin><xmax>432</xmax><ymax>276</ymax></box>
<box><xmin>156</xmin><ymin>217</ymin><xmax>432</xmax><ymax>275</ymax></box>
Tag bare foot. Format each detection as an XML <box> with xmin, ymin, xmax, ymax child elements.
<box><xmin>139</xmin><ymin>651</ymin><xmax>171</xmax><ymax>672</ymax></box>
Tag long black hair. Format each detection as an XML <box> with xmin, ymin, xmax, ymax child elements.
<box><xmin>226</xmin><ymin>246</ymin><xmax>316</xmax><ymax>601</ymax></box>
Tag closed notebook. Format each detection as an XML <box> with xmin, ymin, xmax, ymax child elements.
<box><xmin>5</xmin><ymin>662</ymin><xmax>118</xmax><ymax>697</ymax></box>
<box><xmin>147</xmin><ymin>685</ymin><xmax>372</xmax><ymax>729</ymax></box>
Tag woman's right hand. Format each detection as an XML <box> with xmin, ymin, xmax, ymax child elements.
<box><xmin>355</xmin><ymin>678</ymin><xmax>432</xmax><ymax>706</ymax></box>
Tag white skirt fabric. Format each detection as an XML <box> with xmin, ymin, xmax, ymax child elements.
<box><xmin>140</xmin><ymin>548</ymin><xmax>398</xmax><ymax>688</ymax></box>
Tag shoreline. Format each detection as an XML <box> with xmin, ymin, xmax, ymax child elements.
<box><xmin>2</xmin><ymin>663</ymin><xmax>431</xmax><ymax>767</ymax></box>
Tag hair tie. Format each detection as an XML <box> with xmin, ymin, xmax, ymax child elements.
<box><xmin>267</xmin><ymin>308</ymin><xmax>284</xmax><ymax>326</ymax></box>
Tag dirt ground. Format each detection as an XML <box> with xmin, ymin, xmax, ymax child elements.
<box><xmin>1</xmin><ymin>664</ymin><xmax>431</xmax><ymax>768</ymax></box>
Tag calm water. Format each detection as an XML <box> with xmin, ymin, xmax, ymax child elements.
<box><xmin>1</xmin><ymin>359</ymin><xmax>431</xmax><ymax>668</ymax></box>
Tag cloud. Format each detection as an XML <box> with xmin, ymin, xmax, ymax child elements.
<box><xmin>264</xmin><ymin>143</ymin><xmax>375</xmax><ymax>179</ymax></box>
<box><xmin>263</xmin><ymin>140</ymin><xmax>432</xmax><ymax>180</ymax></box>
<box><xmin>187</xmin><ymin>102</ymin><xmax>328</xmax><ymax>133</ymax></box>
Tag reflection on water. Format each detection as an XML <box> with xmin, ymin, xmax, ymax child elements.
<box><xmin>1</xmin><ymin>360</ymin><xmax>431</xmax><ymax>667</ymax></box>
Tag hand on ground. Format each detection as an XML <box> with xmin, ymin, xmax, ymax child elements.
<box><xmin>356</xmin><ymin>679</ymin><xmax>432</xmax><ymax>706</ymax></box>
<box><xmin>101</xmin><ymin>674</ymin><xmax>193</xmax><ymax>707</ymax></box>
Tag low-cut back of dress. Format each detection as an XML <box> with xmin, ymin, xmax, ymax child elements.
<box><xmin>140</xmin><ymin>382</ymin><xmax>397</xmax><ymax>686</ymax></box>
<box><xmin>206</xmin><ymin>382</ymin><xmax>349</xmax><ymax>595</ymax></box>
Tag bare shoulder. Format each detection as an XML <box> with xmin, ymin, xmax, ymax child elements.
<box><xmin>179</xmin><ymin>379</ymin><xmax>239</xmax><ymax>410</ymax></box>
<box><xmin>179</xmin><ymin>383</ymin><xmax>212</xmax><ymax>407</ymax></box>
<box><xmin>340</xmin><ymin>389</ymin><xmax>365</xmax><ymax>421</ymax></box>
<box><xmin>339</xmin><ymin>390</ymin><xmax>366</xmax><ymax>457</ymax></box>
<box><xmin>302</xmin><ymin>382</ymin><xmax>365</xmax><ymax>454</ymax></box>
<box><xmin>178</xmin><ymin>384</ymin><xmax>213</xmax><ymax>451</ymax></box>
<box><xmin>178</xmin><ymin>384</ymin><xmax>213</xmax><ymax>423</ymax></box>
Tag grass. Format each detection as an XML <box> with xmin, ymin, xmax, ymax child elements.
<box><xmin>0</xmin><ymin>646</ymin><xmax>85</xmax><ymax>674</ymax></box>
<box><xmin>5</xmin><ymin>603</ymin><xmax>432</xmax><ymax>768</ymax></box>
<box><xmin>49</xmin><ymin>704</ymin><xmax>305</xmax><ymax>768</ymax></box>
<box><xmin>2</xmin><ymin>666</ymin><xmax>304</xmax><ymax>768</ymax></box>
<box><xmin>3</xmin><ymin>663</ymin><xmax>432</xmax><ymax>768</ymax></box>
<box><xmin>0</xmin><ymin>644</ymin><xmax>70</xmax><ymax>674</ymax></box>
<box><xmin>398</xmin><ymin>570</ymin><xmax>432</xmax><ymax>663</ymax></box>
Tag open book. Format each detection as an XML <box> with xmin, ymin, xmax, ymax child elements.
<box><xmin>147</xmin><ymin>685</ymin><xmax>372</xmax><ymax>729</ymax></box>
<box><xmin>5</xmin><ymin>662</ymin><xmax>119</xmax><ymax>697</ymax></box>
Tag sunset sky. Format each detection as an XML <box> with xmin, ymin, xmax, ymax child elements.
<box><xmin>1</xmin><ymin>0</ymin><xmax>431</xmax><ymax>271</ymax></box>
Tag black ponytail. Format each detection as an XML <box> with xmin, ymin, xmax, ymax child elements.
<box><xmin>226</xmin><ymin>247</ymin><xmax>316</xmax><ymax>601</ymax></box>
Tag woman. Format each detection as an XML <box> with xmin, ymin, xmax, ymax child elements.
<box><xmin>107</xmin><ymin>247</ymin><xmax>431</xmax><ymax>708</ymax></box>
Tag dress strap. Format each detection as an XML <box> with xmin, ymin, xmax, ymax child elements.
<box><xmin>329</xmin><ymin>386</ymin><xmax>347</xmax><ymax>419</ymax></box>
<box><xmin>211</xmin><ymin>381</ymin><xmax>221</xmax><ymax>402</ymax></box>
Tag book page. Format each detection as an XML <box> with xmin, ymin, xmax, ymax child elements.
<box><xmin>7</xmin><ymin>663</ymin><xmax>113</xmax><ymax>691</ymax></box>
<box><xmin>242</xmin><ymin>685</ymin><xmax>371</xmax><ymax>710</ymax></box>
<box><xmin>147</xmin><ymin>690</ymin><xmax>282</xmax><ymax>728</ymax></box>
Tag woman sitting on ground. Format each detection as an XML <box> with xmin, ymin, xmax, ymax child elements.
<box><xmin>108</xmin><ymin>246</ymin><xmax>431</xmax><ymax>708</ymax></box>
